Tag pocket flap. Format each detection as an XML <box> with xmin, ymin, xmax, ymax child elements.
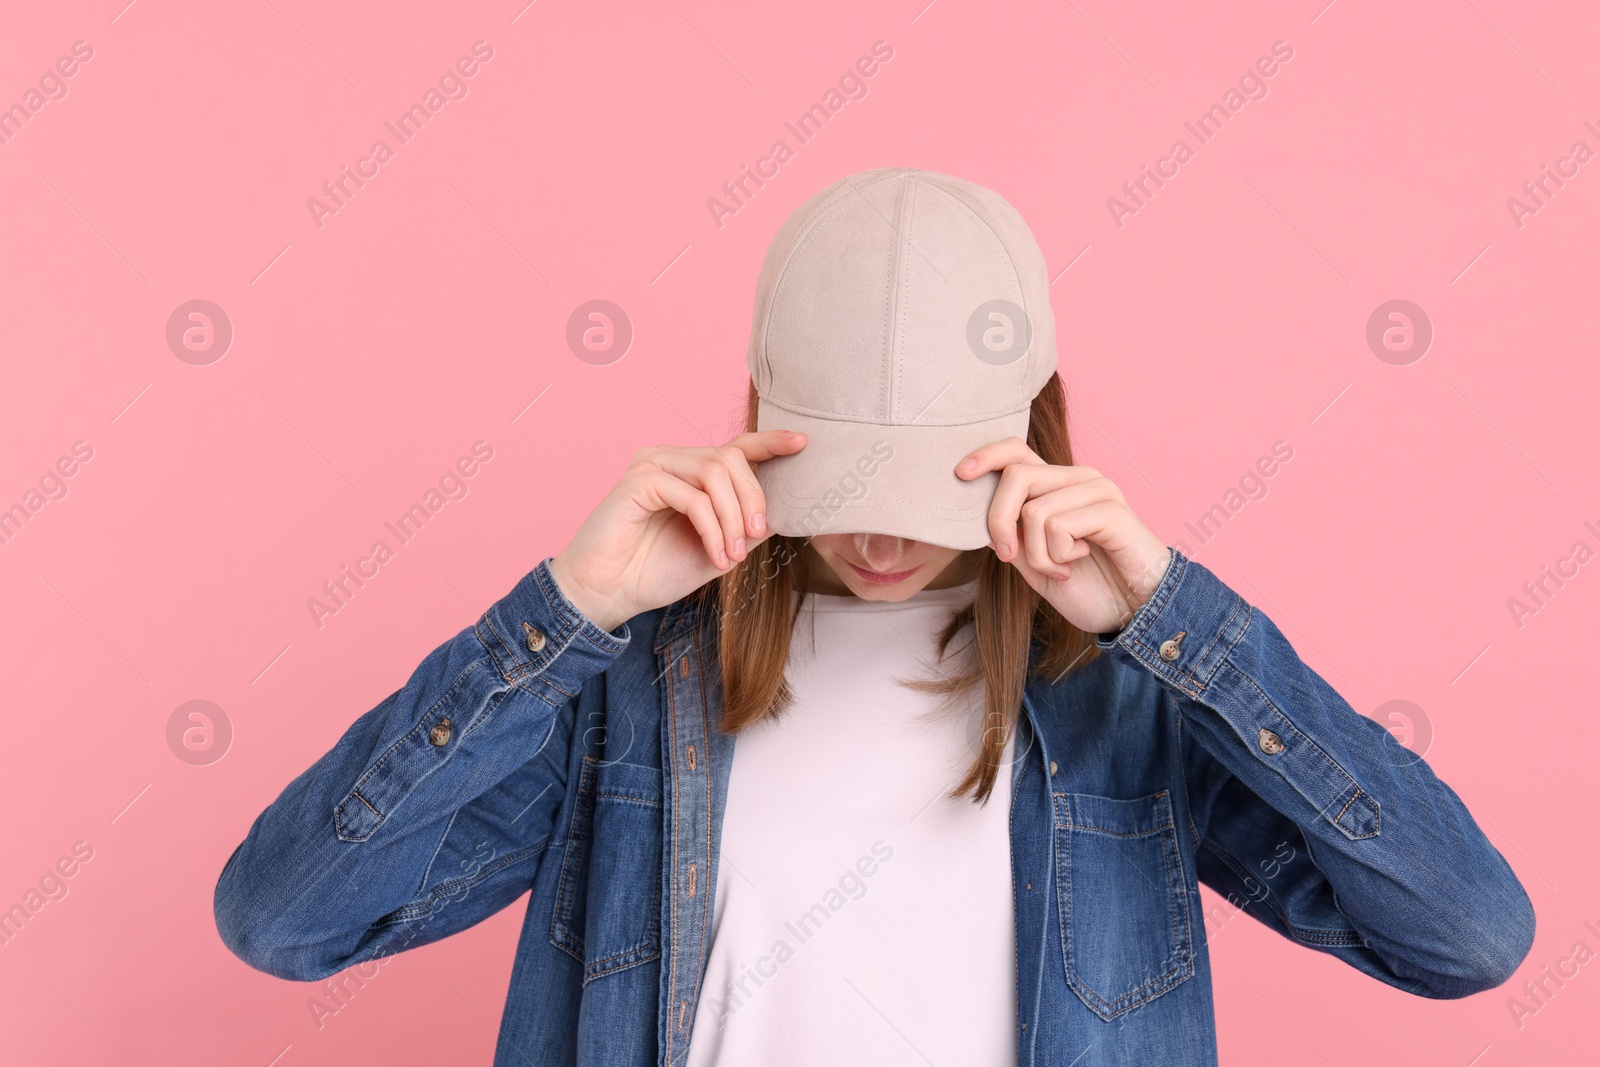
<box><xmin>1059</xmin><ymin>790</ymin><xmax>1175</xmax><ymax>838</ymax></box>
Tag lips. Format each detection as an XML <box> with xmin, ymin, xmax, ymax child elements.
<box><xmin>847</xmin><ymin>560</ymin><xmax>921</xmax><ymax>585</ymax></box>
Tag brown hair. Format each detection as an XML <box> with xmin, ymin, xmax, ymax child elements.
<box><xmin>705</xmin><ymin>371</ymin><xmax>1100</xmax><ymax>805</ymax></box>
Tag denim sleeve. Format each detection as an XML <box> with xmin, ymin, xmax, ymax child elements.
<box><xmin>213</xmin><ymin>557</ymin><xmax>630</xmax><ymax>982</ymax></box>
<box><xmin>1096</xmin><ymin>549</ymin><xmax>1536</xmax><ymax>998</ymax></box>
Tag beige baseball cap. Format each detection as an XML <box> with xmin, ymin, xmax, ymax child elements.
<box><xmin>747</xmin><ymin>167</ymin><xmax>1058</xmax><ymax>551</ymax></box>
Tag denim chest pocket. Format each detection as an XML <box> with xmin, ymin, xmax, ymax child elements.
<box><xmin>550</xmin><ymin>756</ymin><xmax>663</xmax><ymax>983</ymax></box>
<box><xmin>1054</xmin><ymin>789</ymin><xmax>1194</xmax><ymax>1020</ymax></box>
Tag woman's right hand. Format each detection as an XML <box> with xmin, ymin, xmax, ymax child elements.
<box><xmin>547</xmin><ymin>430</ymin><xmax>808</xmax><ymax>631</ymax></box>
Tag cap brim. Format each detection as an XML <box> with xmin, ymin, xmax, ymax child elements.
<box><xmin>754</xmin><ymin>396</ymin><xmax>1026</xmax><ymax>550</ymax></box>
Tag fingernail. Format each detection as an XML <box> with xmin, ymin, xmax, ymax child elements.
<box><xmin>718</xmin><ymin>549</ymin><xmax>729</xmax><ymax>568</ymax></box>
<box><xmin>957</xmin><ymin>458</ymin><xmax>978</xmax><ymax>473</ymax></box>
<box><xmin>785</xmin><ymin>430</ymin><xmax>805</xmax><ymax>439</ymax></box>
<box><xmin>752</xmin><ymin>513</ymin><xmax>766</xmax><ymax>533</ymax></box>
<box><xmin>733</xmin><ymin>537</ymin><xmax>746</xmax><ymax>558</ymax></box>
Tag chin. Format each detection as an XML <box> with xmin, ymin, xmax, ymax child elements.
<box><xmin>844</xmin><ymin>576</ymin><xmax>938</xmax><ymax>602</ymax></box>
<box><xmin>806</xmin><ymin>534</ymin><xmax>971</xmax><ymax>598</ymax></box>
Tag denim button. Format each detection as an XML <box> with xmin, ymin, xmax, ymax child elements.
<box><xmin>1258</xmin><ymin>728</ymin><xmax>1284</xmax><ymax>755</ymax></box>
<box><xmin>429</xmin><ymin>719</ymin><xmax>452</xmax><ymax>747</ymax></box>
<box><xmin>1158</xmin><ymin>631</ymin><xmax>1185</xmax><ymax>661</ymax></box>
<box><xmin>1050</xmin><ymin>760</ymin><xmax>1059</xmax><ymax>776</ymax></box>
<box><xmin>524</xmin><ymin>623</ymin><xmax>547</xmax><ymax>652</ymax></box>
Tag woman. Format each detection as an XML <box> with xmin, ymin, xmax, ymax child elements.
<box><xmin>214</xmin><ymin>168</ymin><xmax>1534</xmax><ymax>1066</ymax></box>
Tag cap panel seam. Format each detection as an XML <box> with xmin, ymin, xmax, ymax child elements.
<box><xmin>894</xmin><ymin>178</ymin><xmax>917</xmax><ymax>422</ymax></box>
<box><xmin>762</xmin><ymin>176</ymin><xmax>885</xmax><ymax>401</ymax></box>
<box><xmin>915</xmin><ymin>181</ymin><xmax>1033</xmax><ymax>412</ymax></box>
<box><xmin>759</xmin><ymin>171</ymin><xmax>1052</xmax><ymax>424</ymax></box>
<box><xmin>762</xmin><ymin>172</ymin><xmax>905</xmax><ymax>412</ymax></box>
<box><xmin>882</xmin><ymin>176</ymin><xmax>906</xmax><ymax>421</ymax></box>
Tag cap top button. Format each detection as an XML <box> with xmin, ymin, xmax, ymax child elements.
<box><xmin>429</xmin><ymin>718</ymin><xmax>452</xmax><ymax>747</ymax></box>
<box><xmin>1258</xmin><ymin>728</ymin><xmax>1284</xmax><ymax>755</ymax></box>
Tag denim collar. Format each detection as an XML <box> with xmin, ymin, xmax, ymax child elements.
<box><xmin>652</xmin><ymin>587</ymin><xmax>715</xmax><ymax>653</ymax></box>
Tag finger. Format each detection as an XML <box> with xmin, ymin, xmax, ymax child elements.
<box><xmin>647</xmin><ymin>448</ymin><xmax>757</xmax><ymax>555</ymax></box>
<box><xmin>650</xmin><ymin>431</ymin><xmax>805</xmax><ymax>539</ymax></box>
<box><xmin>723</xmin><ymin>428</ymin><xmax>809</xmax><ymax>465</ymax></box>
<box><xmin>1021</xmin><ymin>480</ymin><xmax>1127</xmax><ymax>565</ymax></box>
<box><xmin>714</xmin><ymin>443</ymin><xmax>771</xmax><ymax>539</ymax></box>
<box><xmin>1021</xmin><ymin>496</ymin><xmax>1072</xmax><ymax>578</ymax></box>
<box><xmin>1026</xmin><ymin>499</ymin><xmax>1127</xmax><ymax>571</ymax></box>
<box><xmin>698</xmin><ymin>459</ymin><xmax>749</xmax><ymax>562</ymax></box>
<box><xmin>652</xmin><ymin>450</ymin><xmax>750</xmax><ymax>561</ymax></box>
<box><xmin>1031</xmin><ymin>499</ymin><xmax>1099</xmax><ymax>574</ymax></box>
<box><xmin>640</xmin><ymin>471</ymin><xmax>730</xmax><ymax>569</ymax></box>
<box><xmin>986</xmin><ymin>464</ymin><xmax>1098</xmax><ymax>562</ymax></box>
<box><xmin>1013</xmin><ymin>524</ymin><xmax>1070</xmax><ymax>583</ymax></box>
<box><xmin>955</xmin><ymin>436</ymin><xmax>1044</xmax><ymax>479</ymax></box>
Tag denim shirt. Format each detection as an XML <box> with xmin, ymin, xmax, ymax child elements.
<box><xmin>214</xmin><ymin>549</ymin><xmax>1535</xmax><ymax>1066</ymax></box>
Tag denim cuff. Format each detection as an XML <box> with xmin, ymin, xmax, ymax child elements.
<box><xmin>1095</xmin><ymin>548</ymin><xmax>1247</xmax><ymax>695</ymax></box>
<box><xmin>476</xmin><ymin>557</ymin><xmax>632</xmax><ymax>708</ymax></box>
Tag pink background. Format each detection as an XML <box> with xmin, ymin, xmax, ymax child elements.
<box><xmin>2</xmin><ymin>1</ymin><xmax>1596</xmax><ymax>1064</ymax></box>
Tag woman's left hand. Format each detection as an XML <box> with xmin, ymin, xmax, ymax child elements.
<box><xmin>957</xmin><ymin>437</ymin><xmax>1173</xmax><ymax>635</ymax></box>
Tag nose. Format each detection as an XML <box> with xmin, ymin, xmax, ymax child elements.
<box><xmin>854</xmin><ymin>533</ymin><xmax>910</xmax><ymax>571</ymax></box>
